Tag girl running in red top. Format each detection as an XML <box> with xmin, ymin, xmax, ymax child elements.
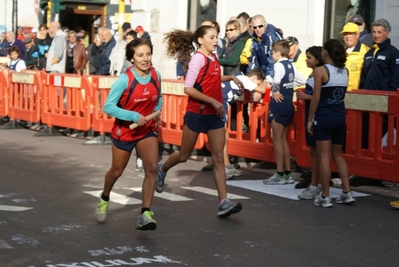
<box><xmin>95</xmin><ymin>38</ymin><xmax>162</xmax><ymax>230</ymax></box>
<box><xmin>159</xmin><ymin>25</ymin><xmax>244</xmax><ymax>217</ymax></box>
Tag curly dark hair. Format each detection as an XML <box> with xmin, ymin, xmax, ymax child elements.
<box><xmin>164</xmin><ymin>25</ymin><xmax>214</xmax><ymax>72</ymax></box>
<box><xmin>323</xmin><ymin>39</ymin><xmax>347</xmax><ymax>68</ymax></box>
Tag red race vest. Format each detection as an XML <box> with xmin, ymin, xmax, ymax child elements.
<box><xmin>111</xmin><ymin>66</ymin><xmax>160</xmax><ymax>142</ymax></box>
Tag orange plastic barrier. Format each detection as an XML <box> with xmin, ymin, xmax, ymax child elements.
<box><xmin>41</xmin><ymin>73</ymin><xmax>91</xmax><ymax>131</ymax></box>
<box><xmin>295</xmin><ymin>90</ymin><xmax>399</xmax><ymax>182</ymax></box>
<box><xmin>7</xmin><ymin>70</ymin><xmax>43</xmax><ymax>123</ymax></box>
<box><xmin>0</xmin><ymin>69</ymin><xmax>9</xmax><ymax>117</ymax></box>
<box><xmin>88</xmin><ymin>75</ymin><xmax>117</xmax><ymax>134</ymax></box>
<box><xmin>158</xmin><ymin>79</ymin><xmax>204</xmax><ymax>150</ymax></box>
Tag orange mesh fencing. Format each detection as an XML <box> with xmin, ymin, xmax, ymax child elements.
<box><xmin>7</xmin><ymin>70</ymin><xmax>43</xmax><ymax>123</ymax></box>
<box><xmin>41</xmin><ymin>73</ymin><xmax>91</xmax><ymax>131</ymax></box>
<box><xmin>0</xmin><ymin>69</ymin><xmax>9</xmax><ymax>117</ymax></box>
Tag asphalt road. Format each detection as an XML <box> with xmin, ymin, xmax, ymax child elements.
<box><xmin>1</xmin><ymin>129</ymin><xmax>398</xmax><ymax>267</ymax></box>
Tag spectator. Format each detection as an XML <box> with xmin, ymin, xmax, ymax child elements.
<box><xmin>95</xmin><ymin>38</ymin><xmax>162</xmax><ymax>230</ymax></box>
<box><xmin>307</xmin><ymin>39</ymin><xmax>355</xmax><ymax>208</ymax></box>
<box><xmin>0</xmin><ymin>32</ymin><xmax>7</xmax><ymax>56</ymax></box>
<box><xmin>219</xmin><ymin>20</ymin><xmax>246</xmax><ymax>75</ymax></box>
<box><xmin>359</xmin><ymin>19</ymin><xmax>399</xmax><ymax>150</ymax></box>
<box><xmin>199</xmin><ymin>0</ymin><xmax>216</xmax><ymax>23</ymax></box>
<box><xmin>30</xmin><ymin>28</ymin><xmax>38</xmax><ymax>40</ymax></box>
<box><xmin>110</xmin><ymin>27</ymin><xmax>136</xmax><ymax>76</ymax></box>
<box><xmin>161</xmin><ymin>25</ymin><xmax>244</xmax><ymax>218</ymax></box>
<box><xmin>36</xmin><ymin>24</ymin><xmax>53</xmax><ymax>70</ymax></box>
<box><xmin>263</xmin><ymin>40</ymin><xmax>305</xmax><ymax>185</ymax></box>
<box><xmin>46</xmin><ymin>21</ymin><xmax>66</xmax><ymax>73</ymax></box>
<box><xmin>349</xmin><ymin>14</ymin><xmax>373</xmax><ymax>48</ymax></box>
<box><xmin>237</xmin><ymin>17</ymin><xmax>251</xmax><ymax>74</ymax></box>
<box><xmin>341</xmin><ymin>22</ymin><xmax>369</xmax><ymax>90</ymax></box>
<box><xmin>65</xmin><ymin>30</ymin><xmax>87</xmax><ymax>74</ymax></box>
<box><xmin>296</xmin><ymin>45</ymin><xmax>324</xmax><ymax>199</ymax></box>
<box><xmin>23</xmin><ymin>37</ymin><xmax>39</xmax><ymax>69</ymax></box>
<box><xmin>360</xmin><ymin>18</ymin><xmax>399</xmax><ymax>91</ymax></box>
<box><xmin>246</xmin><ymin>14</ymin><xmax>283</xmax><ymax>77</ymax></box>
<box><xmin>86</xmin><ymin>34</ymin><xmax>101</xmax><ymax>75</ymax></box>
<box><xmin>286</xmin><ymin>36</ymin><xmax>312</xmax><ymax>80</ymax></box>
<box><xmin>4</xmin><ymin>31</ymin><xmax>26</xmax><ymax>60</ymax></box>
<box><xmin>17</xmin><ymin>26</ymin><xmax>25</xmax><ymax>41</ymax></box>
<box><xmin>7</xmin><ymin>46</ymin><xmax>27</xmax><ymax>72</ymax></box>
<box><xmin>98</xmin><ymin>28</ymin><xmax>116</xmax><ymax>75</ymax></box>
<box><xmin>135</xmin><ymin>25</ymin><xmax>151</xmax><ymax>40</ymax></box>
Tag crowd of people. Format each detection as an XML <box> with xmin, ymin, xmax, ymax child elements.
<box><xmin>1</xmin><ymin>11</ymin><xmax>399</xmax><ymax>230</ymax></box>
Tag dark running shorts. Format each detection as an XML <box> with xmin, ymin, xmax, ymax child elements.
<box><xmin>313</xmin><ymin>121</ymin><xmax>345</xmax><ymax>145</ymax></box>
<box><xmin>305</xmin><ymin>129</ymin><xmax>316</xmax><ymax>147</ymax></box>
<box><xmin>184</xmin><ymin>111</ymin><xmax>224</xmax><ymax>133</ymax></box>
<box><xmin>268</xmin><ymin>112</ymin><xmax>293</xmax><ymax>126</ymax></box>
<box><xmin>111</xmin><ymin>131</ymin><xmax>158</xmax><ymax>152</ymax></box>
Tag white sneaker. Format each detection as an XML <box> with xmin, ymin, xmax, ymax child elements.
<box><xmin>298</xmin><ymin>186</ymin><xmax>320</xmax><ymax>200</ymax></box>
<box><xmin>225</xmin><ymin>164</ymin><xmax>242</xmax><ymax>179</ymax></box>
<box><xmin>135</xmin><ymin>157</ymin><xmax>143</xmax><ymax>172</ymax></box>
<box><xmin>314</xmin><ymin>193</ymin><xmax>333</xmax><ymax>208</ymax></box>
<box><xmin>336</xmin><ymin>191</ymin><xmax>356</xmax><ymax>204</ymax></box>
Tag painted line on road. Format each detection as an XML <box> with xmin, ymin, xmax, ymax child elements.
<box><xmin>0</xmin><ymin>239</ymin><xmax>13</xmax><ymax>249</ymax></box>
<box><xmin>0</xmin><ymin>205</ymin><xmax>33</xmax><ymax>211</ymax></box>
<box><xmin>84</xmin><ymin>190</ymin><xmax>142</xmax><ymax>205</ymax></box>
<box><xmin>227</xmin><ymin>180</ymin><xmax>371</xmax><ymax>200</ymax></box>
<box><xmin>129</xmin><ymin>187</ymin><xmax>194</xmax><ymax>201</ymax></box>
<box><xmin>181</xmin><ymin>186</ymin><xmax>250</xmax><ymax>199</ymax></box>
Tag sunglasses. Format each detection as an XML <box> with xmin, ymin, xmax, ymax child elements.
<box><xmin>226</xmin><ymin>28</ymin><xmax>236</xmax><ymax>32</ymax></box>
<box><xmin>252</xmin><ymin>24</ymin><xmax>265</xmax><ymax>30</ymax></box>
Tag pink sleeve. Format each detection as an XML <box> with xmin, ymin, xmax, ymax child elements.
<box><xmin>184</xmin><ymin>53</ymin><xmax>205</xmax><ymax>87</ymax></box>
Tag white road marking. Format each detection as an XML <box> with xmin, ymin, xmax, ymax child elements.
<box><xmin>83</xmin><ymin>190</ymin><xmax>142</xmax><ymax>205</ymax></box>
<box><xmin>0</xmin><ymin>239</ymin><xmax>13</xmax><ymax>249</ymax></box>
<box><xmin>227</xmin><ymin>180</ymin><xmax>371</xmax><ymax>200</ymax></box>
<box><xmin>129</xmin><ymin>187</ymin><xmax>194</xmax><ymax>201</ymax></box>
<box><xmin>0</xmin><ymin>205</ymin><xmax>33</xmax><ymax>211</ymax></box>
<box><xmin>181</xmin><ymin>186</ymin><xmax>250</xmax><ymax>199</ymax></box>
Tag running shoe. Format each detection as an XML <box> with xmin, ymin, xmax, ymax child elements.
<box><xmin>314</xmin><ymin>193</ymin><xmax>333</xmax><ymax>208</ymax></box>
<box><xmin>94</xmin><ymin>194</ymin><xmax>109</xmax><ymax>223</ymax></box>
<box><xmin>263</xmin><ymin>172</ymin><xmax>286</xmax><ymax>185</ymax></box>
<box><xmin>225</xmin><ymin>164</ymin><xmax>242</xmax><ymax>179</ymax></box>
<box><xmin>390</xmin><ymin>200</ymin><xmax>399</xmax><ymax>208</ymax></box>
<box><xmin>156</xmin><ymin>163</ymin><xmax>167</xmax><ymax>193</ymax></box>
<box><xmin>284</xmin><ymin>173</ymin><xmax>295</xmax><ymax>184</ymax></box>
<box><xmin>135</xmin><ymin>157</ymin><xmax>143</xmax><ymax>172</ymax></box>
<box><xmin>336</xmin><ymin>191</ymin><xmax>356</xmax><ymax>204</ymax></box>
<box><xmin>217</xmin><ymin>198</ymin><xmax>242</xmax><ymax>217</ymax></box>
<box><xmin>136</xmin><ymin>211</ymin><xmax>157</xmax><ymax>231</ymax></box>
<box><xmin>298</xmin><ymin>186</ymin><xmax>321</xmax><ymax>200</ymax></box>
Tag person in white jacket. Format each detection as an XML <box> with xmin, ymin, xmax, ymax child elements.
<box><xmin>46</xmin><ymin>21</ymin><xmax>66</xmax><ymax>73</ymax></box>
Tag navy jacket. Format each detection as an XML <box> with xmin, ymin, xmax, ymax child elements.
<box><xmin>248</xmin><ymin>23</ymin><xmax>283</xmax><ymax>77</ymax></box>
<box><xmin>360</xmin><ymin>38</ymin><xmax>399</xmax><ymax>91</ymax></box>
<box><xmin>99</xmin><ymin>37</ymin><xmax>116</xmax><ymax>75</ymax></box>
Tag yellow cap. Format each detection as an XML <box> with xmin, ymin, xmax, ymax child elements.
<box><xmin>341</xmin><ymin>22</ymin><xmax>359</xmax><ymax>33</ymax></box>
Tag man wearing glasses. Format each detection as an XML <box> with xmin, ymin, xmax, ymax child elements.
<box><xmin>341</xmin><ymin>22</ymin><xmax>369</xmax><ymax>91</ymax></box>
<box><xmin>241</xmin><ymin>14</ymin><xmax>283</xmax><ymax>79</ymax></box>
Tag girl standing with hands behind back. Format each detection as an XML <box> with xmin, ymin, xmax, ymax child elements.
<box><xmin>160</xmin><ymin>25</ymin><xmax>244</xmax><ymax>218</ymax></box>
<box><xmin>307</xmin><ymin>39</ymin><xmax>355</xmax><ymax>208</ymax></box>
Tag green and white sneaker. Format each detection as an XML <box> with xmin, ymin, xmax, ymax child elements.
<box><xmin>136</xmin><ymin>211</ymin><xmax>157</xmax><ymax>231</ymax></box>
<box><xmin>95</xmin><ymin>195</ymin><xmax>109</xmax><ymax>223</ymax></box>
<box><xmin>284</xmin><ymin>173</ymin><xmax>295</xmax><ymax>184</ymax></box>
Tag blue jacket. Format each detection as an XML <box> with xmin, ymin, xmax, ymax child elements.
<box><xmin>99</xmin><ymin>37</ymin><xmax>116</xmax><ymax>75</ymax></box>
<box><xmin>360</xmin><ymin>38</ymin><xmax>399</xmax><ymax>91</ymax></box>
<box><xmin>248</xmin><ymin>23</ymin><xmax>283</xmax><ymax>77</ymax></box>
